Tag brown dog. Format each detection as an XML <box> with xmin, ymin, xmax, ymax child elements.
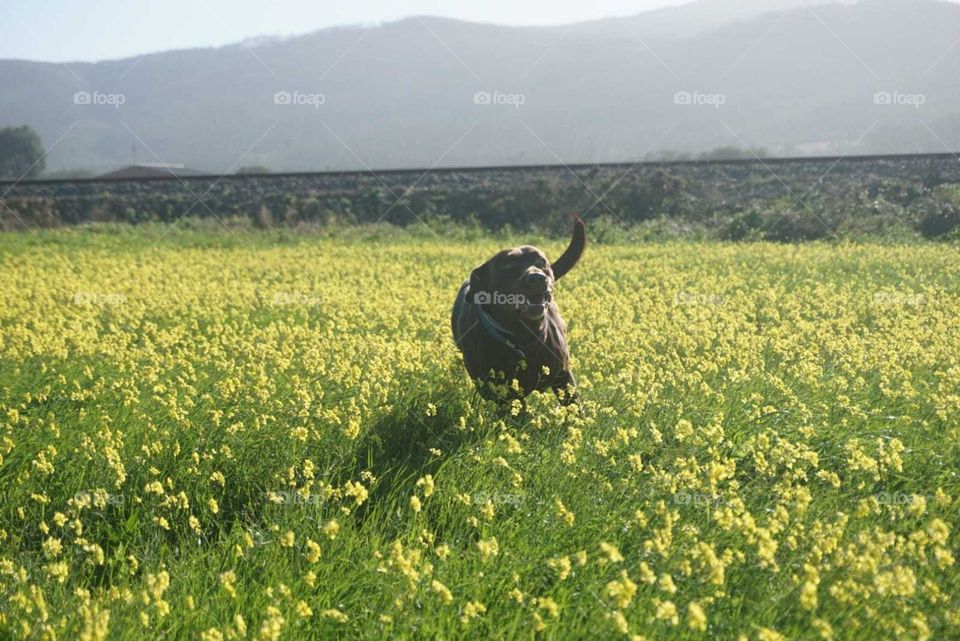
<box><xmin>451</xmin><ymin>217</ymin><xmax>586</xmax><ymax>405</ymax></box>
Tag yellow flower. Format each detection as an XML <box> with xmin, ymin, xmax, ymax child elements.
<box><xmin>323</xmin><ymin>520</ymin><xmax>340</xmax><ymax>539</ymax></box>
<box><xmin>219</xmin><ymin>570</ymin><xmax>236</xmax><ymax>598</ymax></box>
<box><xmin>555</xmin><ymin>499</ymin><xmax>575</xmax><ymax>526</ymax></box>
<box><xmin>42</xmin><ymin>537</ymin><xmax>62</xmax><ymax>559</ymax></box>
<box><xmin>416</xmin><ymin>475</ymin><xmax>435</xmax><ymax>497</ymax></box>
<box><xmin>460</xmin><ymin>601</ymin><xmax>486</xmax><ymax>624</ymax></box>
<box><xmin>431</xmin><ymin>580</ymin><xmax>453</xmax><ymax>603</ymax></box>
<box><xmin>45</xmin><ymin>561</ymin><xmax>69</xmax><ymax>583</ymax></box>
<box><xmin>343</xmin><ymin>481</ymin><xmax>369</xmax><ymax>506</ymax></box>
<box><xmin>654</xmin><ymin>599</ymin><xmax>678</xmax><ymax>625</ymax></box>
<box><xmin>234</xmin><ymin>615</ymin><xmax>247</xmax><ymax>637</ymax></box>
<box><xmin>532</xmin><ymin>611</ymin><xmax>546</xmax><ymax>632</ymax></box>
<box><xmin>305</xmin><ymin>538</ymin><xmax>322</xmax><ymax>563</ymax></box>
<box><xmin>259</xmin><ymin>605</ymin><xmax>285</xmax><ymax>640</ymax></box>
<box><xmin>934</xmin><ymin>488</ymin><xmax>951</xmax><ymax>508</ymax></box>
<box><xmin>200</xmin><ymin>628</ymin><xmax>223</xmax><ymax>641</ymax></box>
<box><xmin>295</xmin><ymin>600</ymin><xmax>312</xmax><ymax>618</ymax></box>
<box><xmin>675</xmin><ymin>419</ymin><xmax>694</xmax><ymax>441</ymax></box>
<box><xmin>812</xmin><ymin>618</ymin><xmax>833</xmax><ymax>641</ymax></box>
<box><xmin>606</xmin><ymin>570</ymin><xmax>637</xmax><ymax>609</ymax></box>
<box><xmin>479</xmin><ymin>500</ymin><xmax>495</xmax><ymax>521</ymax></box>
<box><xmin>535</xmin><ymin>596</ymin><xmax>560</xmax><ymax>618</ymax></box>
<box><xmin>687</xmin><ymin>601</ymin><xmax>707</xmax><ymax>632</ymax></box>
<box><xmin>800</xmin><ymin>567</ymin><xmax>819</xmax><ymax>611</ymax></box>
<box><xmin>548</xmin><ymin>555</ymin><xmax>572</xmax><ymax>580</ymax></box>
<box><xmin>658</xmin><ymin>573</ymin><xmax>677</xmax><ymax>594</ymax></box>
<box><xmin>477</xmin><ymin>537</ymin><xmax>499</xmax><ymax>561</ymax></box>
<box><xmin>600</xmin><ymin>542</ymin><xmax>624</xmax><ymax>564</ymax></box>
<box><xmin>608</xmin><ymin>610</ymin><xmax>630</xmax><ymax>634</ymax></box>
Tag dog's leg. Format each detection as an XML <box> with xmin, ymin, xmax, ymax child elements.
<box><xmin>552</xmin><ymin>370</ymin><xmax>579</xmax><ymax>407</ymax></box>
<box><xmin>492</xmin><ymin>396</ymin><xmax>528</xmax><ymax>425</ymax></box>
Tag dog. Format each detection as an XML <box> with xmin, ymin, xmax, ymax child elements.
<box><xmin>451</xmin><ymin>217</ymin><xmax>585</xmax><ymax>405</ymax></box>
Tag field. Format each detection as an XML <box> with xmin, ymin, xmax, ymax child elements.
<box><xmin>1</xmin><ymin>225</ymin><xmax>959</xmax><ymax>640</ymax></box>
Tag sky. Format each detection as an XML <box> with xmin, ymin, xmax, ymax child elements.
<box><xmin>0</xmin><ymin>0</ymin><xmax>699</xmax><ymax>63</ymax></box>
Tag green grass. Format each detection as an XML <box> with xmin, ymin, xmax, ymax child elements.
<box><xmin>0</xmin><ymin>224</ymin><xmax>959</xmax><ymax>640</ymax></box>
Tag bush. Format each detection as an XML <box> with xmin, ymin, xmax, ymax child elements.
<box><xmin>721</xmin><ymin>209</ymin><xmax>765</xmax><ymax>241</ymax></box>
<box><xmin>607</xmin><ymin>170</ymin><xmax>691</xmax><ymax>222</ymax></box>
<box><xmin>763</xmin><ymin>210</ymin><xmax>834</xmax><ymax>242</ymax></box>
<box><xmin>587</xmin><ymin>216</ymin><xmax>631</xmax><ymax>244</ymax></box>
<box><xmin>919</xmin><ymin>207</ymin><xmax>960</xmax><ymax>238</ymax></box>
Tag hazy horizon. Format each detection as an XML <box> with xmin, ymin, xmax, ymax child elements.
<box><xmin>2</xmin><ymin>0</ymin><xmax>701</xmax><ymax>63</ymax></box>
<box><xmin>9</xmin><ymin>0</ymin><xmax>957</xmax><ymax>64</ymax></box>
<box><xmin>3</xmin><ymin>0</ymin><xmax>957</xmax><ymax>173</ymax></box>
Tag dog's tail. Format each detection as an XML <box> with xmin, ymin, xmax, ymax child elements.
<box><xmin>552</xmin><ymin>215</ymin><xmax>586</xmax><ymax>281</ymax></box>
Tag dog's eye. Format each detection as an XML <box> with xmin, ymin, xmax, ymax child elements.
<box><xmin>536</xmin><ymin>258</ymin><xmax>547</xmax><ymax>268</ymax></box>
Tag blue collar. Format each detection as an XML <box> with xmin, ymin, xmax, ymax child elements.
<box><xmin>476</xmin><ymin>303</ymin><xmax>523</xmax><ymax>354</ymax></box>
<box><xmin>475</xmin><ymin>301</ymin><xmax>552</xmax><ymax>363</ymax></box>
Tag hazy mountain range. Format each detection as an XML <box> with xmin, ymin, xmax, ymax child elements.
<box><xmin>1</xmin><ymin>0</ymin><xmax>957</xmax><ymax>174</ymax></box>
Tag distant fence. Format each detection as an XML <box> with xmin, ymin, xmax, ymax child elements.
<box><xmin>2</xmin><ymin>153</ymin><xmax>959</xmax><ymax>240</ymax></box>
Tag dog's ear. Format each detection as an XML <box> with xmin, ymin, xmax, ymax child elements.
<box><xmin>466</xmin><ymin>261</ymin><xmax>491</xmax><ymax>303</ymax></box>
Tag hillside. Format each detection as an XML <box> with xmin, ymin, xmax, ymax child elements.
<box><xmin>1</xmin><ymin>0</ymin><xmax>957</xmax><ymax>173</ymax></box>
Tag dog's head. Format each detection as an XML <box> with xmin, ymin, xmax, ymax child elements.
<box><xmin>467</xmin><ymin>217</ymin><xmax>586</xmax><ymax>321</ymax></box>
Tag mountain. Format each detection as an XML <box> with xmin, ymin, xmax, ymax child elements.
<box><xmin>1</xmin><ymin>0</ymin><xmax>958</xmax><ymax>174</ymax></box>
<box><xmin>576</xmin><ymin>0</ymin><xmax>857</xmax><ymax>40</ymax></box>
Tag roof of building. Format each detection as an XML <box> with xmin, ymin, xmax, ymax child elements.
<box><xmin>97</xmin><ymin>163</ymin><xmax>205</xmax><ymax>180</ymax></box>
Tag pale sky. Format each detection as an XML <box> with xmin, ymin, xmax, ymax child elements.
<box><xmin>0</xmin><ymin>0</ymin><xmax>699</xmax><ymax>63</ymax></box>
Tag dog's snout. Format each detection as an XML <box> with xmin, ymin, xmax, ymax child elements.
<box><xmin>523</xmin><ymin>271</ymin><xmax>549</xmax><ymax>288</ymax></box>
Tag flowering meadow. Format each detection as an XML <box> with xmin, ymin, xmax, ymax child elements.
<box><xmin>1</xmin><ymin>225</ymin><xmax>959</xmax><ymax>640</ymax></box>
